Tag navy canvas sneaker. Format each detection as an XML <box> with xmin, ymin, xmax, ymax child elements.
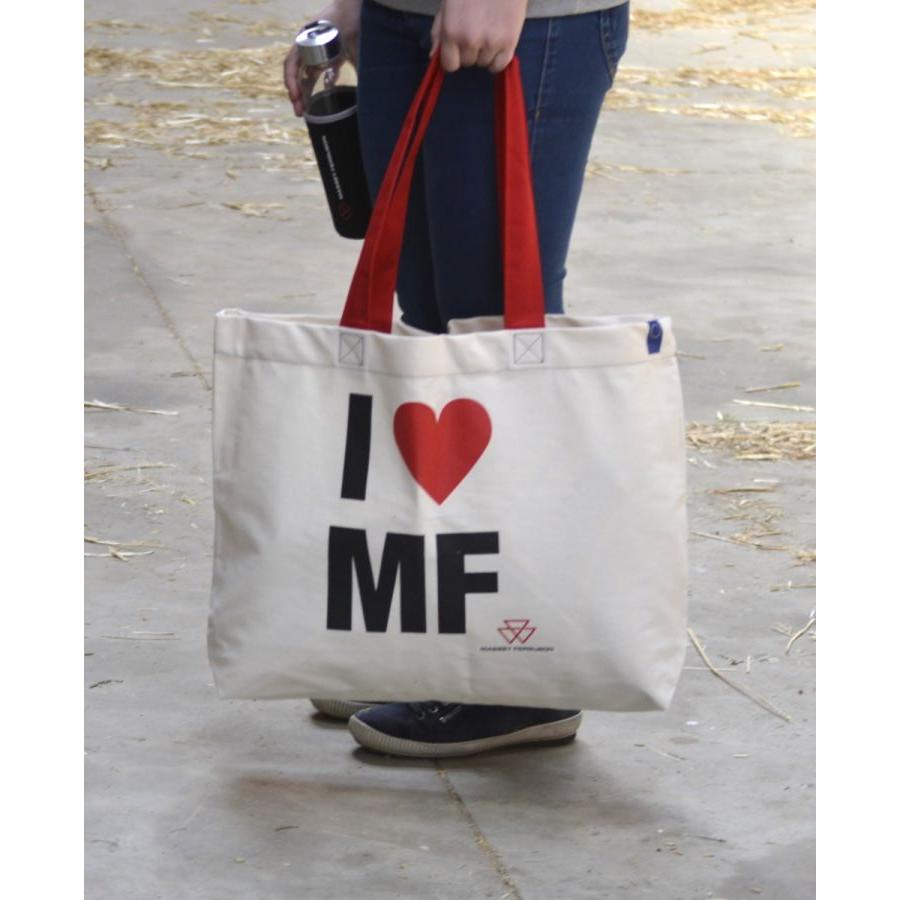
<box><xmin>348</xmin><ymin>702</ymin><xmax>582</xmax><ymax>757</ymax></box>
<box><xmin>310</xmin><ymin>699</ymin><xmax>386</xmax><ymax>721</ymax></box>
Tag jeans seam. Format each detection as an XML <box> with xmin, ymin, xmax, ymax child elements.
<box><xmin>599</xmin><ymin>8</ymin><xmax>625</xmax><ymax>82</ymax></box>
<box><xmin>530</xmin><ymin>18</ymin><xmax>556</xmax><ymax>157</ymax></box>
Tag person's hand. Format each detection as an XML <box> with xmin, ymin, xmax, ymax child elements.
<box><xmin>284</xmin><ymin>0</ymin><xmax>362</xmax><ymax>117</ymax></box>
<box><xmin>430</xmin><ymin>0</ymin><xmax>528</xmax><ymax>74</ymax></box>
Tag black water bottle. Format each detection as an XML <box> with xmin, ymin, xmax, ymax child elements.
<box><xmin>296</xmin><ymin>20</ymin><xmax>372</xmax><ymax>239</ymax></box>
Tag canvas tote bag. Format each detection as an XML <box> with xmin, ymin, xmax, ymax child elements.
<box><xmin>208</xmin><ymin>57</ymin><xmax>688</xmax><ymax>711</ymax></box>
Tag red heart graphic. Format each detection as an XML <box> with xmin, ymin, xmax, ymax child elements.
<box><xmin>393</xmin><ymin>400</ymin><xmax>492</xmax><ymax>504</ymax></box>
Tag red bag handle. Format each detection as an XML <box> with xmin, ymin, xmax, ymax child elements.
<box><xmin>341</xmin><ymin>55</ymin><xmax>546</xmax><ymax>333</ymax></box>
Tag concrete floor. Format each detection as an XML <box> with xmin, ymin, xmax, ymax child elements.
<box><xmin>85</xmin><ymin>1</ymin><xmax>815</xmax><ymax>897</ymax></box>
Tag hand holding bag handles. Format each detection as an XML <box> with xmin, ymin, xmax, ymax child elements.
<box><xmin>341</xmin><ymin>55</ymin><xmax>546</xmax><ymax>333</ymax></box>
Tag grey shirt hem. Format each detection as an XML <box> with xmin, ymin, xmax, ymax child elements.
<box><xmin>373</xmin><ymin>0</ymin><xmax>627</xmax><ymax>18</ymax></box>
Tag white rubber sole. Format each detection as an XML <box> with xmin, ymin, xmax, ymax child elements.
<box><xmin>310</xmin><ymin>699</ymin><xmax>382</xmax><ymax>721</ymax></box>
<box><xmin>348</xmin><ymin>712</ymin><xmax>583</xmax><ymax>758</ymax></box>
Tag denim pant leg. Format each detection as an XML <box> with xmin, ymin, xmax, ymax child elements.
<box><xmin>357</xmin><ymin>0</ymin><xmax>629</xmax><ymax>333</ymax></box>
<box><xmin>357</xmin><ymin>2</ymin><xmax>439</xmax><ymax>331</ymax></box>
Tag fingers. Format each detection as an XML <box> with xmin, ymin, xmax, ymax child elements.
<box><xmin>488</xmin><ymin>48</ymin><xmax>515</xmax><ymax>74</ymax></box>
<box><xmin>457</xmin><ymin>41</ymin><xmax>480</xmax><ymax>69</ymax></box>
<box><xmin>438</xmin><ymin>34</ymin><xmax>503</xmax><ymax>73</ymax></box>
<box><xmin>440</xmin><ymin>41</ymin><xmax>461</xmax><ymax>73</ymax></box>
<box><xmin>439</xmin><ymin>40</ymin><xmax>510</xmax><ymax>74</ymax></box>
<box><xmin>432</xmin><ymin>23</ymin><xmax>516</xmax><ymax>74</ymax></box>
<box><xmin>283</xmin><ymin>44</ymin><xmax>304</xmax><ymax>117</ymax></box>
<box><xmin>476</xmin><ymin>45</ymin><xmax>497</xmax><ymax>69</ymax></box>
<box><xmin>433</xmin><ymin>7</ymin><xmax>464</xmax><ymax>72</ymax></box>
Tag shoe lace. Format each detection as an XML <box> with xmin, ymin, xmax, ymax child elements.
<box><xmin>410</xmin><ymin>701</ymin><xmax>464</xmax><ymax>724</ymax></box>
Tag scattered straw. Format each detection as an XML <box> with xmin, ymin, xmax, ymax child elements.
<box><xmin>743</xmin><ymin>382</ymin><xmax>801</xmax><ymax>393</ymax></box>
<box><xmin>607</xmin><ymin>64</ymin><xmax>815</xmax><ymax>137</ymax></box>
<box><xmin>85</xmin><ymin>399</ymin><xmax>179</xmax><ymax>416</ymax></box>
<box><xmin>85</xmin><ymin>45</ymin><xmax>287</xmax><ymax>98</ymax></box>
<box><xmin>632</xmin><ymin>0</ymin><xmax>815</xmax><ymax>33</ymax></box>
<box><xmin>84</xmin><ymin>536</ymin><xmax>165</xmax><ymax>549</ymax></box>
<box><xmin>733</xmin><ymin>399</ymin><xmax>815</xmax><ymax>413</ymax></box>
<box><xmin>647</xmin><ymin>746</ymin><xmax>687</xmax><ymax>762</ymax></box>
<box><xmin>693</xmin><ymin>527</ymin><xmax>814</xmax><ymax>564</ymax></box>
<box><xmin>86</xmin><ymin>548</ymin><xmax>155</xmax><ymax>561</ymax></box>
<box><xmin>187</xmin><ymin>11</ymin><xmax>294</xmax><ymax>38</ymax></box>
<box><xmin>84</xmin><ymin>462</ymin><xmax>175</xmax><ymax>480</ymax></box>
<box><xmin>222</xmin><ymin>201</ymin><xmax>287</xmax><ymax>217</ymax></box>
<box><xmin>85</xmin><ymin>19</ymin><xmax>153</xmax><ymax>32</ymax></box>
<box><xmin>617</xmin><ymin>66</ymin><xmax>815</xmax><ymax>100</ymax></box>
<box><xmin>686</xmin><ymin>421</ymin><xmax>815</xmax><ymax>461</ymax></box>
<box><xmin>85</xmin><ymin>104</ymin><xmax>311</xmax><ymax>155</ymax></box>
<box><xmin>606</xmin><ymin>89</ymin><xmax>815</xmax><ymax>137</ymax></box>
<box><xmin>101</xmin><ymin>633</ymin><xmax>178</xmax><ymax>640</ymax></box>
<box><xmin>687</xmin><ymin>628</ymin><xmax>792</xmax><ymax>721</ymax></box>
<box><xmin>584</xmin><ymin>161</ymin><xmax>694</xmax><ymax>180</ymax></box>
<box><xmin>692</xmin><ymin>530</ymin><xmax>792</xmax><ymax>551</ymax></box>
<box><xmin>785</xmin><ymin>615</ymin><xmax>816</xmax><ymax>653</ymax></box>
<box><xmin>188</xmin><ymin>11</ymin><xmax>247</xmax><ymax>26</ymax></box>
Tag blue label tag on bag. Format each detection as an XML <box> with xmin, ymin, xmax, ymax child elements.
<box><xmin>647</xmin><ymin>319</ymin><xmax>663</xmax><ymax>354</ymax></box>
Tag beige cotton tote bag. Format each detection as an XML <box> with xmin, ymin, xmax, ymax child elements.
<box><xmin>208</xmin><ymin>56</ymin><xmax>688</xmax><ymax>711</ymax></box>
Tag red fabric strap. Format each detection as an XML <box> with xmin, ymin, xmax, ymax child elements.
<box><xmin>341</xmin><ymin>56</ymin><xmax>545</xmax><ymax>333</ymax></box>
<box><xmin>494</xmin><ymin>59</ymin><xmax>546</xmax><ymax>330</ymax></box>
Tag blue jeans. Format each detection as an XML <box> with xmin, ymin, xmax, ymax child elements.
<box><xmin>356</xmin><ymin>0</ymin><xmax>629</xmax><ymax>334</ymax></box>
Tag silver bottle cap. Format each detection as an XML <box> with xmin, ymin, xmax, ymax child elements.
<box><xmin>295</xmin><ymin>20</ymin><xmax>342</xmax><ymax>67</ymax></box>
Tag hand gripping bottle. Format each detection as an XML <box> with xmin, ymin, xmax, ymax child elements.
<box><xmin>295</xmin><ymin>20</ymin><xmax>372</xmax><ymax>239</ymax></box>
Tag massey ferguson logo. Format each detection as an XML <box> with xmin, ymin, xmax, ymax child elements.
<box><xmin>498</xmin><ymin>619</ymin><xmax>536</xmax><ymax>645</ymax></box>
<box><xmin>481</xmin><ymin>619</ymin><xmax>554</xmax><ymax>654</ymax></box>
